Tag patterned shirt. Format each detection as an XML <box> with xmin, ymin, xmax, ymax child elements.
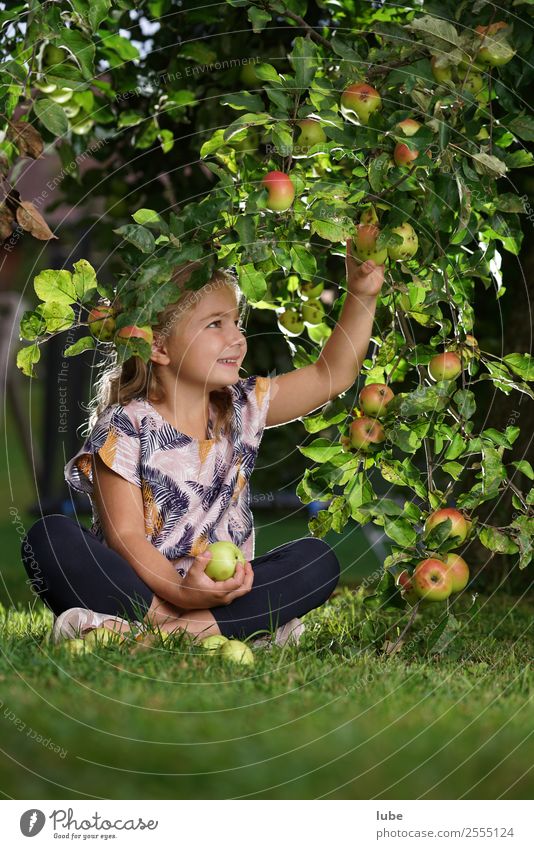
<box><xmin>64</xmin><ymin>375</ymin><xmax>272</xmax><ymax>575</ymax></box>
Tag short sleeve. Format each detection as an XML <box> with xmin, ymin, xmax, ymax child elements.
<box><xmin>229</xmin><ymin>375</ymin><xmax>272</xmax><ymax>446</ymax></box>
<box><xmin>64</xmin><ymin>405</ymin><xmax>142</xmax><ymax>495</ymax></box>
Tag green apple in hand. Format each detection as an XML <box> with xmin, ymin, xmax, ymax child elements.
<box><xmin>220</xmin><ymin>639</ymin><xmax>254</xmax><ymax>666</ymax></box>
<box><xmin>205</xmin><ymin>541</ymin><xmax>246</xmax><ymax>581</ymax></box>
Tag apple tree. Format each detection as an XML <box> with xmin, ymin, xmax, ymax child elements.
<box><xmin>8</xmin><ymin>0</ymin><xmax>534</xmax><ymax>652</ymax></box>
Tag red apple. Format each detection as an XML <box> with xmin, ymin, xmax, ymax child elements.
<box><xmin>396</xmin><ymin>118</ymin><xmax>422</xmax><ymax>137</ymax></box>
<box><xmin>412</xmin><ymin>558</ymin><xmax>453</xmax><ymax>602</ymax></box>
<box><xmin>352</xmin><ymin>224</ymin><xmax>388</xmax><ymax>264</ymax></box>
<box><xmin>88</xmin><ymin>305</ymin><xmax>116</xmax><ymax>342</ymax></box>
<box><xmin>393</xmin><ymin>142</ymin><xmax>419</xmax><ymax>167</ymax></box>
<box><xmin>359</xmin><ymin>383</ymin><xmax>394</xmax><ymax>417</ymax></box>
<box><xmin>428</xmin><ymin>351</ymin><xmax>462</xmax><ymax>381</ymax></box>
<box><xmin>425</xmin><ymin>508</ymin><xmax>469</xmax><ymax>545</ymax></box>
<box><xmin>349</xmin><ymin>416</ymin><xmax>385</xmax><ymax>450</ymax></box>
<box><xmin>261</xmin><ymin>170</ymin><xmax>295</xmax><ymax>211</ymax></box>
<box><xmin>340</xmin><ymin>83</ymin><xmax>381</xmax><ymax>124</ymax></box>
<box><xmin>442</xmin><ymin>552</ymin><xmax>470</xmax><ymax>593</ymax></box>
<box><xmin>115</xmin><ymin>324</ymin><xmax>154</xmax><ymax>347</ymax></box>
<box><xmin>386</xmin><ymin>222</ymin><xmax>419</xmax><ymax>261</ymax></box>
<box><xmin>396</xmin><ymin>569</ymin><xmax>420</xmax><ymax>605</ymax></box>
<box><xmin>296</xmin><ymin>119</ymin><xmax>326</xmax><ymax>150</ymax></box>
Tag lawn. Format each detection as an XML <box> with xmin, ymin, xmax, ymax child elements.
<box><xmin>1</xmin><ymin>390</ymin><xmax>533</xmax><ymax>800</ymax></box>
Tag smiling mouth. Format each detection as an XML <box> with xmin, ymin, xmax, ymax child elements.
<box><xmin>217</xmin><ymin>358</ymin><xmax>239</xmax><ymax>365</ymax></box>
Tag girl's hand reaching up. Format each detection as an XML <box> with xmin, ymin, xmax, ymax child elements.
<box><xmin>178</xmin><ymin>550</ymin><xmax>254</xmax><ymax>609</ymax></box>
<box><xmin>345</xmin><ymin>239</ymin><xmax>385</xmax><ymax>299</ymax></box>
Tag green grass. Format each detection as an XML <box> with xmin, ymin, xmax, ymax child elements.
<box><xmin>0</xmin><ymin>590</ymin><xmax>532</xmax><ymax>800</ymax></box>
<box><xmin>1</xmin><ymin>386</ymin><xmax>533</xmax><ymax>800</ymax></box>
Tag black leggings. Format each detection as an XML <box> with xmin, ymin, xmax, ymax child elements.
<box><xmin>20</xmin><ymin>515</ymin><xmax>340</xmax><ymax>640</ymax></box>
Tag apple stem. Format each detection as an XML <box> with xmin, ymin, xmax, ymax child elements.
<box><xmin>386</xmin><ymin>599</ymin><xmax>420</xmax><ymax>656</ymax></box>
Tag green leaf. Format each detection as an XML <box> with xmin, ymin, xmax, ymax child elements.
<box><xmin>507</xmin><ymin>114</ymin><xmax>534</xmax><ymax>142</ymax></box>
<box><xmin>512</xmin><ymin>460</ymin><xmax>534</xmax><ymax>481</ymax></box>
<box><xmin>383</xmin><ymin>516</ymin><xmax>417</xmax><ymax>547</ymax></box>
<box><xmin>72</xmin><ymin>259</ymin><xmax>97</xmax><ymax>301</ymax></box>
<box><xmin>298</xmin><ymin>438</ymin><xmax>344</xmax><ymax>463</ymax></box>
<box><xmin>88</xmin><ymin>0</ymin><xmax>111</xmax><ymax>31</ymax></box>
<box><xmin>301</xmin><ymin>398</ymin><xmax>347</xmax><ymax>433</ymax></box>
<box><xmin>238</xmin><ymin>263</ymin><xmax>267</xmax><ymax>302</ymax></box>
<box><xmin>290</xmin><ymin>37</ymin><xmax>318</xmax><ymax>90</ymax></box>
<box><xmin>200</xmin><ymin>129</ymin><xmax>227</xmax><ymax>158</ymax></box>
<box><xmin>64</xmin><ymin>335</ymin><xmax>96</xmax><ymax>357</ymax></box>
<box><xmin>223</xmin><ymin>112</ymin><xmax>273</xmax><ymax>142</ymax></box>
<box><xmin>369</xmin><ymin>153</ymin><xmax>391</xmax><ymax>193</ymax></box>
<box><xmin>398</xmin><ymin>384</ymin><xmax>450</xmax><ymax>417</ymax></box>
<box><xmin>33</xmin><ymin>99</ymin><xmax>69</xmax><ymax>136</ymax></box>
<box><xmin>220</xmin><ymin>92</ymin><xmax>264</xmax><ymax>111</ymax></box>
<box><xmin>58</xmin><ymin>29</ymin><xmax>96</xmax><ymax>79</ymax></box>
<box><xmin>444</xmin><ymin>433</ymin><xmax>466</xmax><ymax>460</ymax></box>
<box><xmin>503</xmin><ymin>353</ymin><xmax>534</xmax><ymax>381</ymax></box>
<box><xmin>290</xmin><ymin>245</ymin><xmax>317</xmax><ymax>278</ymax></box>
<box><xmin>358</xmin><ymin>499</ymin><xmax>404</xmax><ymax>517</ymax></box>
<box><xmin>113</xmin><ymin>224</ymin><xmax>155</xmax><ymax>254</ymax></box>
<box><xmin>378</xmin><ymin>458</ymin><xmax>427</xmax><ymax>500</ymax></box>
<box><xmin>132</xmin><ymin>208</ymin><xmax>162</xmax><ymax>227</ymax></box>
<box><xmin>473</xmin><ymin>152</ymin><xmax>508</xmax><ymax>178</ymax></box>
<box><xmin>247</xmin><ymin>7</ymin><xmax>271</xmax><ymax>32</ymax></box>
<box><xmin>442</xmin><ymin>462</ymin><xmax>463</xmax><ymax>480</ymax></box>
<box><xmin>16</xmin><ymin>343</ymin><xmax>40</xmax><ymax>377</ymax></box>
<box><xmin>408</xmin><ymin>14</ymin><xmax>459</xmax><ymax>50</ymax></box>
<box><xmin>453</xmin><ymin>388</ymin><xmax>476</xmax><ymax>419</ymax></box>
<box><xmin>254</xmin><ymin>63</ymin><xmax>283</xmax><ymax>85</ymax></box>
<box><xmin>308</xmin><ymin>510</ymin><xmax>332</xmax><ymax>538</ymax></box>
<box><xmin>479</xmin><ymin>527</ymin><xmax>519</xmax><ymax>555</ymax></box>
<box><xmin>37</xmin><ymin>301</ymin><xmax>75</xmax><ymax>333</ymax></box>
<box><xmin>345</xmin><ymin>472</ymin><xmax>375</xmax><ymax>523</ymax></box>
<box><xmin>481</xmin><ymin>441</ymin><xmax>506</xmax><ymax>494</ymax></box>
<box><xmin>34</xmin><ymin>269</ymin><xmax>76</xmax><ymax>304</ymax></box>
<box><xmin>19</xmin><ymin>309</ymin><xmax>47</xmax><ymax>341</ymax></box>
<box><xmin>100</xmin><ymin>33</ymin><xmax>140</xmax><ymax>62</ymax></box>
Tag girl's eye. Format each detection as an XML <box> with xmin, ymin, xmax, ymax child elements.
<box><xmin>208</xmin><ymin>319</ymin><xmax>246</xmax><ymax>333</ymax></box>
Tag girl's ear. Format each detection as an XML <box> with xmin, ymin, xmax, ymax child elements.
<box><xmin>150</xmin><ymin>333</ymin><xmax>171</xmax><ymax>366</ymax></box>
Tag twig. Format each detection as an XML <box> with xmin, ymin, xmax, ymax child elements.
<box><xmin>386</xmin><ymin>599</ymin><xmax>420</xmax><ymax>656</ymax></box>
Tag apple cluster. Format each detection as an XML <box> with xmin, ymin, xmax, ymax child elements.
<box><xmin>88</xmin><ymin>304</ymin><xmax>154</xmax><ymax>353</ymax></box>
<box><xmin>341</xmin><ymin>383</ymin><xmax>395</xmax><ymax>452</ymax></box>
<box><xmin>396</xmin><ymin>508</ymin><xmax>471</xmax><ymax>604</ymax></box>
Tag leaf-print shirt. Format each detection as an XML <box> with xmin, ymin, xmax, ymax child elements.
<box><xmin>64</xmin><ymin>375</ymin><xmax>272</xmax><ymax>576</ymax></box>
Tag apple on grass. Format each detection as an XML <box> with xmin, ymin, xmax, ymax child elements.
<box><xmin>386</xmin><ymin>222</ymin><xmax>419</xmax><ymax>261</ymax></box>
<box><xmin>349</xmin><ymin>416</ymin><xmax>385</xmax><ymax>450</ymax></box>
<box><xmin>201</xmin><ymin>635</ymin><xmax>229</xmax><ymax>652</ymax></box>
<box><xmin>340</xmin><ymin>83</ymin><xmax>381</xmax><ymax>124</ymax></box>
<box><xmin>64</xmin><ymin>638</ymin><xmax>87</xmax><ymax>654</ymax></box>
<box><xmin>83</xmin><ymin>627</ymin><xmax>123</xmax><ymax>649</ymax></box>
<box><xmin>428</xmin><ymin>351</ymin><xmax>462</xmax><ymax>381</ymax></box>
<box><xmin>424</xmin><ymin>508</ymin><xmax>469</xmax><ymax>545</ymax></box>
<box><xmin>88</xmin><ymin>305</ymin><xmax>116</xmax><ymax>342</ymax></box>
<box><xmin>412</xmin><ymin>558</ymin><xmax>453</xmax><ymax>602</ymax></box>
<box><xmin>220</xmin><ymin>639</ymin><xmax>254</xmax><ymax>666</ymax></box>
<box><xmin>278</xmin><ymin>308</ymin><xmax>304</xmax><ymax>336</ymax></box>
<box><xmin>359</xmin><ymin>383</ymin><xmax>394</xmax><ymax>417</ymax></box>
<box><xmin>352</xmin><ymin>224</ymin><xmax>388</xmax><ymax>265</ymax></box>
<box><xmin>261</xmin><ymin>171</ymin><xmax>295</xmax><ymax>211</ymax></box>
<box><xmin>204</xmin><ymin>541</ymin><xmax>246</xmax><ymax>581</ymax></box>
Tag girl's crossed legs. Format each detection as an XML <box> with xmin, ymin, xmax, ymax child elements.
<box><xmin>20</xmin><ymin>514</ymin><xmax>340</xmax><ymax>641</ymax></box>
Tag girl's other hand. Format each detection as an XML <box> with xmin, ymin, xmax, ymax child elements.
<box><xmin>178</xmin><ymin>550</ymin><xmax>254</xmax><ymax>609</ymax></box>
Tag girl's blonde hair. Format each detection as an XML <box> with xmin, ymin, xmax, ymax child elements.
<box><xmin>85</xmin><ymin>262</ymin><xmax>247</xmax><ymax>442</ymax></box>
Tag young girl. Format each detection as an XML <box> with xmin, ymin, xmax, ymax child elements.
<box><xmin>21</xmin><ymin>246</ymin><xmax>384</xmax><ymax>645</ymax></box>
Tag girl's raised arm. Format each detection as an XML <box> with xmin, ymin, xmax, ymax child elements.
<box><xmin>265</xmin><ymin>243</ymin><xmax>385</xmax><ymax>428</ymax></box>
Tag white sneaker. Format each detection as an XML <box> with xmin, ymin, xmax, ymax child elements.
<box><xmin>252</xmin><ymin>617</ymin><xmax>305</xmax><ymax>649</ymax></box>
<box><xmin>52</xmin><ymin>607</ymin><xmax>143</xmax><ymax>644</ymax></box>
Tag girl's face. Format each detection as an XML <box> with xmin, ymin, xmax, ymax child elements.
<box><xmin>153</xmin><ymin>284</ymin><xmax>247</xmax><ymax>387</ymax></box>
